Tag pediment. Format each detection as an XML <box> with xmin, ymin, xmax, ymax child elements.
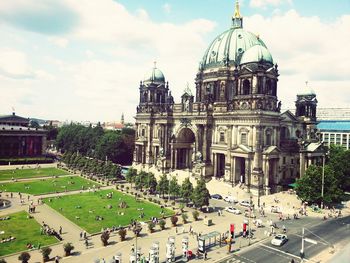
<box><xmin>281</xmin><ymin>110</ymin><xmax>298</xmax><ymax>123</ymax></box>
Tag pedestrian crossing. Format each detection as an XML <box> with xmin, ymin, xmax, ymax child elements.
<box><xmin>226</xmin><ymin>258</ymin><xmax>247</xmax><ymax>263</ymax></box>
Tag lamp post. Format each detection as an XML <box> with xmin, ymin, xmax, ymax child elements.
<box><xmin>321</xmin><ymin>153</ymin><xmax>325</xmax><ymax>209</ymax></box>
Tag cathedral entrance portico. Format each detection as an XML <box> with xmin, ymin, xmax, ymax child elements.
<box><xmin>171</xmin><ymin>128</ymin><xmax>196</xmax><ymax>170</ymax></box>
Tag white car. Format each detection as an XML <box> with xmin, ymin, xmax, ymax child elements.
<box><xmin>239</xmin><ymin>200</ymin><xmax>251</xmax><ymax>207</ymax></box>
<box><xmin>225</xmin><ymin>206</ymin><xmax>241</xmax><ymax>215</ymax></box>
<box><xmin>224</xmin><ymin>196</ymin><xmax>237</xmax><ymax>203</ymax></box>
<box><xmin>271</xmin><ymin>234</ymin><xmax>288</xmax><ymax>246</ymax></box>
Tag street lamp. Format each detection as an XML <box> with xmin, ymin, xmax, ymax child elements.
<box><xmin>321</xmin><ymin>145</ymin><xmax>328</xmax><ymax>209</ymax></box>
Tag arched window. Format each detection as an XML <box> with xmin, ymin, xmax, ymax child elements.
<box><xmin>243</xmin><ymin>79</ymin><xmax>250</xmax><ymax>95</ymax></box>
<box><xmin>258</xmin><ymin>77</ymin><xmax>263</xmax><ymax>94</ymax></box>
<box><xmin>266</xmin><ymin>79</ymin><xmax>272</xmax><ymax>95</ymax></box>
<box><xmin>266</xmin><ymin>130</ymin><xmax>272</xmax><ymax>146</ymax></box>
<box><xmin>241</xmin><ymin>133</ymin><xmax>247</xmax><ymax>145</ymax></box>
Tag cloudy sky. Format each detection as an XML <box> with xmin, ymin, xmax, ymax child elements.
<box><xmin>0</xmin><ymin>0</ymin><xmax>349</xmax><ymax>123</ymax></box>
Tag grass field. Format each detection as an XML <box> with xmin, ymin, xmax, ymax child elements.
<box><xmin>0</xmin><ymin>176</ymin><xmax>101</xmax><ymax>195</ymax></box>
<box><xmin>0</xmin><ymin>167</ymin><xmax>70</xmax><ymax>181</ymax></box>
<box><xmin>44</xmin><ymin>189</ymin><xmax>174</xmax><ymax>233</ymax></box>
<box><xmin>0</xmin><ymin>211</ymin><xmax>58</xmax><ymax>256</ymax></box>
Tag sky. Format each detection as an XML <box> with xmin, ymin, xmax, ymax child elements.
<box><xmin>0</xmin><ymin>0</ymin><xmax>349</xmax><ymax>123</ymax></box>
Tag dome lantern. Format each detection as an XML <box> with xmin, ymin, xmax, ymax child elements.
<box><xmin>144</xmin><ymin>61</ymin><xmax>165</xmax><ymax>84</ymax></box>
<box><xmin>232</xmin><ymin>0</ymin><xmax>243</xmax><ymax>29</ymax></box>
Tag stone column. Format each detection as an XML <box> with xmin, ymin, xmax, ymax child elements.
<box><xmin>213</xmin><ymin>153</ymin><xmax>217</xmax><ymax>177</ymax></box>
<box><xmin>174</xmin><ymin>149</ymin><xmax>178</xmax><ymax>169</ymax></box>
<box><xmin>299</xmin><ymin>152</ymin><xmax>305</xmax><ymax>177</ymax></box>
<box><xmin>203</xmin><ymin>126</ymin><xmax>208</xmax><ymax>162</ymax></box>
<box><xmin>231</xmin><ymin>156</ymin><xmax>237</xmax><ymax>184</ymax></box>
<box><xmin>232</xmin><ymin>125</ymin><xmax>238</xmax><ymax>147</ymax></box>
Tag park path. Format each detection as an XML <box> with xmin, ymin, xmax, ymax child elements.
<box><xmin>0</xmin><ymin>163</ymin><xmax>57</xmax><ymax>170</ymax></box>
<box><xmin>0</xmin><ymin>174</ymin><xmax>72</xmax><ymax>184</ymax></box>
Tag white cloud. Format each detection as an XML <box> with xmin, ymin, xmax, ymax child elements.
<box><xmin>244</xmin><ymin>11</ymin><xmax>350</xmax><ymax>108</ymax></box>
<box><xmin>163</xmin><ymin>3</ymin><xmax>171</xmax><ymax>14</ymax></box>
<box><xmin>0</xmin><ymin>48</ymin><xmax>34</xmax><ymax>79</ymax></box>
<box><xmin>250</xmin><ymin>0</ymin><xmax>292</xmax><ymax>8</ymax></box>
<box><xmin>48</xmin><ymin>36</ymin><xmax>69</xmax><ymax>48</ymax></box>
<box><xmin>0</xmin><ymin>0</ymin><xmax>349</xmax><ymax>122</ymax></box>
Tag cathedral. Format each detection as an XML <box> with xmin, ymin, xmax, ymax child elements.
<box><xmin>133</xmin><ymin>2</ymin><xmax>324</xmax><ymax>195</ymax></box>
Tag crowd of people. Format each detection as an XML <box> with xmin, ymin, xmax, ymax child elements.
<box><xmin>40</xmin><ymin>221</ymin><xmax>62</xmax><ymax>241</ymax></box>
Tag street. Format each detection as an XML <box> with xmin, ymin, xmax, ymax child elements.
<box><xmin>218</xmin><ymin>215</ymin><xmax>350</xmax><ymax>263</ymax></box>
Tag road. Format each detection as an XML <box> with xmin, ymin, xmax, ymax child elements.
<box><xmin>218</xmin><ymin>215</ymin><xmax>350</xmax><ymax>263</ymax></box>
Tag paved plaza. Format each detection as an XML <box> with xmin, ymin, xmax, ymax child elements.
<box><xmin>0</xmin><ymin>164</ymin><xmax>349</xmax><ymax>262</ymax></box>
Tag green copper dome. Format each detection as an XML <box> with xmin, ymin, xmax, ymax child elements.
<box><xmin>144</xmin><ymin>66</ymin><xmax>165</xmax><ymax>84</ymax></box>
<box><xmin>240</xmin><ymin>45</ymin><xmax>273</xmax><ymax>65</ymax></box>
<box><xmin>201</xmin><ymin>28</ymin><xmax>272</xmax><ymax>68</ymax></box>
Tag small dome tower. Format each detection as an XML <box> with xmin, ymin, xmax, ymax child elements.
<box><xmin>137</xmin><ymin>62</ymin><xmax>174</xmax><ymax>114</ymax></box>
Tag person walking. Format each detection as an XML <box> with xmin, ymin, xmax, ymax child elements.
<box><xmin>54</xmin><ymin>256</ymin><xmax>59</xmax><ymax>263</ymax></box>
<box><xmin>84</xmin><ymin>238</ymin><xmax>89</xmax><ymax>249</ymax></box>
<box><xmin>204</xmin><ymin>251</ymin><xmax>208</xmax><ymax>260</ymax></box>
<box><xmin>59</xmin><ymin>226</ymin><xmax>62</xmax><ymax>235</ymax></box>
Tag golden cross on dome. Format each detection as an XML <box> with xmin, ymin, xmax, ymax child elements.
<box><xmin>234</xmin><ymin>0</ymin><xmax>241</xmax><ymax>18</ymax></box>
<box><xmin>153</xmin><ymin>61</ymin><xmax>157</xmax><ymax>68</ymax></box>
<box><xmin>305</xmin><ymin>81</ymin><xmax>309</xmax><ymax>87</ymax></box>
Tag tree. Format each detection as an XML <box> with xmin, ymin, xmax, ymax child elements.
<box><xmin>157</xmin><ymin>174</ymin><xmax>169</xmax><ymax>198</ymax></box>
<box><xmin>18</xmin><ymin>252</ymin><xmax>30</xmax><ymax>263</ymax></box>
<box><xmin>135</xmin><ymin>171</ymin><xmax>148</xmax><ymax>191</ymax></box>
<box><xmin>169</xmin><ymin>176</ymin><xmax>180</xmax><ymax>200</ymax></box>
<box><xmin>148</xmin><ymin>173</ymin><xmax>158</xmax><ymax>194</ymax></box>
<box><xmin>41</xmin><ymin>247</ymin><xmax>52</xmax><ymax>262</ymax></box>
<box><xmin>126</xmin><ymin>168</ymin><xmax>137</xmax><ymax>188</ymax></box>
<box><xmin>192</xmin><ymin>178</ymin><xmax>210</xmax><ymax>209</ymax></box>
<box><xmin>63</xmin><ymin>242</ymin><xmax>74</xmax><ymax>256</ymax></box>
<box><xmin>101</xmin><ymin>231</ymin><xmax>110</xmax><ymax>246</ymax></box>
<box><xmin>295</xmin><ymin>165</ymin><xmax>343</xmax><ymax>205</ymax></box>
<box><xmin>181</xmin><ymin>177</ymin><xmax>194</xmax><ymax>204</ymax></box>
<box><xmin>118</xmin><ymin>228</ymin><xmax>127</xmax><ymax>241</ymax></box>
<box><xmin>328</xmin><ymin>145</ymin><xmax>350</xmax><ymax>192</ymax></box>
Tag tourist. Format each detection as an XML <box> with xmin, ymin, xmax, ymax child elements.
<box><xmin>59</xmin><ymin>226</ymin><xmax>62</xmax><ymax>235</ymax></box>
<box><xmin>85</xmin><ymin>238</ymin><xmax>89</xmax><ymax>249</ymax></box>
<box><xmin>55</xmin><ymin>256</ymin><xmax>59</xmax><ymax>263</ymax></box>
<box><xmin>79</xmin><ymin>232</ymin><xmax>83</xmax><ymax>240</ymax></box>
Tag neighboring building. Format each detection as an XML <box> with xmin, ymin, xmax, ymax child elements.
<box><xmin>133</xmin><ymin>2</ymin><xmax>324</xmax><ymax>195</ymax></box>
<box><xmin>0</xmin><ymin>112</ymin><xmax>47</xmax><ymax>158</ymax></box>
<box><xmin>317</xmin><ymin>108</ymin><xmax>350</xmax><ymax>150</ymax></box>
<box><xmin>103</xmin><ymin>114</ymin><xmax>126</xmax><ymax>131</ymax></box>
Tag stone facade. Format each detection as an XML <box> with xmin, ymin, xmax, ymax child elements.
<box><xmin>0</xmin><ymin>113</ymin><xmax>47</xmax><ymax>158</ymax></box>
<box><xmin>133</xmin><ymin>4</ymin><xmax>324</xmax><ymax>195</ymax></box>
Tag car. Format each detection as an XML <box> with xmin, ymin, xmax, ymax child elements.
<box><xmin>201</xmin><ymin>206</ymin><xmax>215</xmax><ymax>213</ymax></box>
<box><xmin>211</xmin><ymin>194</ymin><xmax>223</xmax><ymax>200</ymax></box>
<box><xmin>271</xmin><ymin>234</ymin><xmax>288</xmax><ymax>246</ymax></box>
<box><xmin>224</xmin><ymin>206</ymin><xmax>241</xmax><ymax>215</ymax></box>
<box><xmin>239</xmin><ymin>200</ymin><xmax>251</xmax><ymax>207</ymax></box>
<box><xmin>224</xmin><ymin>196</ymin><xmax>237</xmax><ymax>203</ymax></box>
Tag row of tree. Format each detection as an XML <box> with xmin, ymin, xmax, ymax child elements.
<box><xmin>55</xmin><ymin>123</ymin><xmax>135</xmax><ymax>165</ymax></box>
<box><xmin>62</xmin><ymin>152</ymin><xmax>122</xmax><ymax>179</ymax></box>
<box><xmin>126</xmin><ymin>168</ymin><xmax>211</xmax><ymax>208</ymax></box>
<box><xmin>295</xmin><ymin>145</ymin><xmax>350</xmax><ymax>205</ymax></box>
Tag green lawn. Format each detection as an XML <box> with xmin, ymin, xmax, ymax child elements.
<box><xmin>0</xmin><ymin>167</ymin><xmax>70</xmax><ymax>181</ymax></box>
<box><xmin>0</xmin><ymin>211</ymin><xmax>58</xmax><ymax>256</ymax></box>
<box><xmin>44</xmin><ymin>190</ymin><xmax>174</xmax><ymax>233</ymax></box>
<box><xmin>0</xmin><ymin>176</ymin><xmax>101</xmax><ymax>195</ymax></box>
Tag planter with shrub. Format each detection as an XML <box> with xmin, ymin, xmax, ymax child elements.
<box><xmin>63</xmin><ymin>242</ymin><xmax>74</xmax><ymax>256</ymax></box>
<box><xmin>41</xmin><ymin>247</ymin><xmax>52</xmax><ymax>262</ymax></box>
<box><xmin>18</xmin><ymin>252</ymin><xmax>31</xmax><ymax>263</ymax></box>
